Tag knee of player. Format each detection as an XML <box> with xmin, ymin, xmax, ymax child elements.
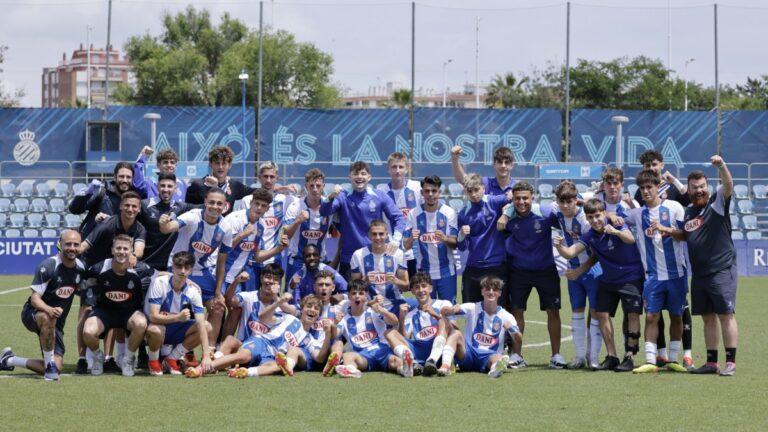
<box><xmin>82</xmin><ymin>318</ymin><xmax>100</xmax><ymax>335</ymax></box>
<box><xmin>146</xmin><ymin>324</ymin><xmax>163</xmax><ymax>338</ymax></box>
<box><xmin>131</xmin><ymin>314</ymin><xmax>148</xmax><ymax>330</ymax></box>
<box><xmin>37</xmin><ymin>312</ymin><xmax>56</xmax><ymax>328</ymax></box>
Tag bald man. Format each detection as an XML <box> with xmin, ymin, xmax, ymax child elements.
<box><xmin>0</xmin><ymin>230</ymin><xmax>88</xmax><ymax>380</ymax></box>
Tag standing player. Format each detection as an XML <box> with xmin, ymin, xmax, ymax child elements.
<box><xmin>623</xmin><ymin>170</ymin><xmax>689</xmax><ymax>373</ymax></box>
<box><xmin>0</xmin><ymin>230</ymin><xmax>86</xmax><ymax>380</ymax></box>
<box><xmin>451</xmin><ymin>145</ymin><xmax>515</xmax><ymax>195</ymax></box>
<box><xmin>133</xmin><ymin>146</ymin><xmax>187</xmax><ymax>201</ymax></box>
<box><xmin>350</xmin><ymin>220</ymin><xmax>411</xmax><ymax>314</ymax></box>
<box><xmin>159</xmin><ymin>188</ymin><xmax>227</xmax><ymax>345</ymax></box>
<box><xmin>185</xmin><ymin>146</ymin><xmax>253</xmax><ymax>217</ymax></box>
<box><xmin>496</xmin><ymin>181</ymin><xmax>565</xmax><ymax>369</ymax></box>
<box><xmin>456</xmin><ymin>173</ymin><xmax>511</xmax><ymax>303</ymax></box>
<box><xmin>440</xmin><ymin>276</ymin><xmax>522</xmax><ymax>378</ymax></box>
<box><xmin>284</xmin><ymin>168</ymin><xmax>333</xmax><ymax>281</ymax></box>
<box><xmin>403</xmin><ymin>175</ymin><xmax>459</xmax><ymax>302</ymax></box>
<box><xmin>379</xmin><ymin>152</ymin><xmax>422</xmax><ymax>277</ymax></box>
<box><xmin>144</xmin><ymin>251</ymin><xmax>213</xmax><ymax>376</ymax></box>
<box><xmin>333</xmin><ymin>280</ymin><xmax>415</xmax><ymax>379</ymax></box>
<box><xmin>69</xmin><ymin>162</ymin><xmax>136</xmax><ymax>237</ymax></box>
<box><xmin>320</xmin><ymin>161</ymin><xmax>405</xmax><ymax>279</ymax></box>
<box><xmin>683</xmin><ymin>156</ymin><xmax>738</xmax><ymax>376</ymax></box>
<box><xmin>82</xmin><ymin>235</ymin><xmax>156</xmax><ymax>376</ymax></box>
<box><xmin>288</xmin><ymin>245</ymin><xmax>348</xmax><ymax>307</ymax></box>
<box><xmin>555</xmin><ymin>199</ymin><xmax>644</xmax><ymax>372</ymax></box>
<box><xmin>398</xmin><ymin>272</ymin><xmax>453</xmax><ymax>377</ymax></box>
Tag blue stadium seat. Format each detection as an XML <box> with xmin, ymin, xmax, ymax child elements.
<box><xmin>731</xmin><ymin>231</ymin><xmax>744</xmax><ymax>240</ymax></box>
<box><xmin>742</xmin><ymin>215</ymin><xmax>758</xmax><ymax>230</ymax></box>
<box><xmin>23</xmin><ymin>229</ymin><xmax>39</xmax><ymax>238</ymax></box>
<box><xmin>18</xmin><ymin>182</ymin><xmax>34</xmax><ymax>197</ymax></box>
<box><xmin>5</xmin><ymin>228</ymin><xmax>21</xmax><ymax>238</ymax></box>
<box><xmin>448</xmin><ymin>199</ymin><xmax>464</xmax><ymax>214</ymax></box>
<box><xmin>1</xmin><ymin>182</ymin><xmax>16</xmax><ymax>197</ymax></box>
<box><xmin>41</xmin><ymin>228</ymin><xmax>58</xmax><ymax>238</ymax></box>
<box><xmin>9</xmin><ymin>213</ymin><xmax>25</xmax><ymax>228</ymax></box>
<box><xmin>538</xmin><ymin>184</ymin><xmax>554</xmax><ymax>199</ymax></box>
<box><xmin>730</xmin><ymin>215</ymin><xmax>740</xmax><ymax>229</ymax></box>
<box><xmin>746</xmin><ymin>231</ymin><xmax>762</xmax><ymax>240</ymax></box>
<box><xmin>323</xmin><ymin>183</ymin><xmax>337</xmax><ymax>196</ymax></box>
<box><xmin>49</xmin><ymin>198</ymin><xmax>66</xmax><ymax>213</ymax></box>
<box><xmin>448</xmin><ymin>182</ymin><xmax>464</xmax><ymax>197</ymax></box>
<box><xmin>54</xmin><ymin>183</ymin><xmax>69</xmax><ymax>197</ymax></box>
<box><xmin>45</xmin><ymin>213</ymin><xmax>61</xmax><ymax>228</ymax></box>
<box><xmin>753</xmin><ymin>185</ymin><xmax>767</xmax><ymax>200</ymax></box>
<box><xmin>27</xmin><ymin>213</ymin><xmax>43</xmax><ymax>228</ymax></box>
<box><xmin>31</xmin><ymin>198</ymin><xmax>48</xmax><ymax>212</ymax></box>
<box><xmin>440</xmin><ymin>183</ymin><xmax>447</xmax><ymax>196</ymax></box>
<box><xmin>734</xmin><ymin>184</ymin><xmax>749</xmax><ymax>199</ymax></box>
<box><xmin>0</xmin><ymin>198</ymin><xmax>10</xmax><ymax>213</ymax></box>
<box><xmin>72</xmin><ymin>183</ymin><xmax>87</xmax><ymax>196</ymax></box>
<box><xmin>13</xmin><ymin>198</ymin><xmax>29</xmax><ymax>212</ymax></box>
<box><xmin>64</xmin><ymin>214</ymin><xmax>80</xmax><ymax>228</ymax></box>
<box><xmin>36</xmin><ymin>183</ymin><xmax>52</xmax><ymax>197</ymax></box>
<box><xmin>738</xmin><ymin>200</ymin><xmax>754</xmax><ymax>214</ymax></box>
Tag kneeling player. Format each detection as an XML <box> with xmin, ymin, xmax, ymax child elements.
<box><xmin>441</xmin><ymin>276</ymin><xmax>521</xmax><ymax>378</ymax></box>
<box><xmin>334</xmin><ymin>280</ymin><xmax>415</xmax><ymax>378</ymax></box>
<box><xmin>398</xmin><ymin>272</ymin><xmax>454</xmax><ymax>376</ymax></box>
<box><xmin>144</xmin><ymin>251</ymin><xmax>213</xmax><ymax>375</ymax></box>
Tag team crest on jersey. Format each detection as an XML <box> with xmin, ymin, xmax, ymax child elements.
<box><xmin>249</xmin><ymin>320</ymin><xmax>269</xmax><ymax>334</ymax></box>
<box><xmin>416</xmin><ymin>325</ymin><xmax>438</xmax><ymax>340</ymax></box>
<box><xmin>105</xmin><ymin>291</ymin><xmax>131</xmax><ymax>302</ymax></box>
<box><xmin>273</xmin><ymin>202</ymin><xmax>283</xmax><ymax>213</ymax></box>
<box><xmin>127</xmin><ymin>280</ymin><xmax>134</xmax><ymax>290</ymax></box>
<box><xmin>75</xmin><ymin>274</ymin><xmax>81</xmax><ymax>283</ymax></box>
<box><xmin>321</xmin><ymin>216</ymin><xmax>328</xmax><ymax>225</ymax></box>
<box><xmin>438</xmin><ymin>219</ymin><xmax>446</xmax><ymax>228</ymax></box>
<box><xmin>534</xmin><ymin>221</ymin><xmax>541</xmax><ymax>232</ymax></box>
<box><xmin>284</xmin><ymin>331</ymin><xmax>299</xmax><ymax>347</ymax></box>
<box><xmin>302</xmin><ymin>230</ymin><xmax>324</xmax><ymax>240</ymax></box>
<box><xmin>191</xmin><ymin>241</ymin><xmax>214</xmax><ymax>254</ymax></box>
<box><xmin>55</xmin><ymin>286</ymin><xmax>76</xmax><ymax>299</ymax></box>
<box><xmin>473</xmin><ymin>332</ymin><xmax>497</xmax><ymax>346</ymax></box>
<box><xmin>239</xmin><ymin>241</ymin><xmax>257</xmax><ymax>251</ymax></box>
<box><xmin>262</xmin><ymin>217</ymin><xmax>280</xmax><ymax>228</ymax></box>
<box><xmin>492</xmin><ymin>322</ymin><xmax>500</xmax><ymax>332</ymax></box>
<box><xmin>215</xmin><ymin>232</ymin><xmax>223</xmax><ymax>242</ymax></box>
<box><xmin>408</xmin><ymin>192</ymin><xmax>415</xmax><ymax>202</ymax></box>
<box><xmin>661</xmin><ymin>212</ymin><xmax>669</xmax><ymax>221</ymax></box>
<box><xmin>419</xmin><ymin>232</ymin><xmax>440</xmax><ymax>244</ymax></box>
<box><xmin>385</xmin><ymin>258</ymin><xmax>394</xmax><ymax>268</ymax></box>
<box><xmin>351</xmin><ymin>330</ymin><xmax>376</xmax><ymax>345</ymax></box>
<box><xmin>365</xmin><ymin>316</ymin><xmax>373</xmax><ymax>325</ymax></box>
<box><xmin>368</xmin><ymin>201</ymin><xmax>377</xmax><ymax>213</ymax></box>
<box><xmin>685</xmin><ymin>217</ymin><xmax>703</xmax><ymax>232</ymax></box>
<box><xmin>607</xmin><ymin>238</ymin><xmax>614</xmax><ymax>250</ymax></box>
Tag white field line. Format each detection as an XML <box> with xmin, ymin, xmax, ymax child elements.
<box><xmin>0</xmin><ymin>286</ymin><xmax>28</xmax><ymax>295</ymax></box>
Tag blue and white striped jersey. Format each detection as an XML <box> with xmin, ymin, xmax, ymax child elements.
<box><xmin>285</xmin><ymin>198</ymin><xmax>332</xmax><ymax>262</ymax></box>
<box><xmin>219</xmin><ymin>209</ymin><xmax>263</xmax><ymax>284</ymax></box>
<box><xmin>235</xmin><ymin>291</ymin><xmax>285</xmax><ymax>341</ymax></box>
<box><xmin>258</xmin><ymin>314</ymin><xmax>309</xmax><ymax>353</ymax></box>
<box><xmin>625</xmin><ymin>200</ymin><xmax>687</xmax><ymax>281</ymax></box>
<box><xmin>404</xmin><ymin>299</ymin><xmax>453</xmax><ymax>342</ymax></box>
<box><xmin>350</xmin><ymin>247</ymin><xmax>407</xmax><ymax>310</ymax></box>
<box><xmin>336</xmin><ymin>308</ymin><xmax>390</xmax><ymax>352</ymax></box>
<box><xmin>381</xmin><ymin>180</ymin><xmax>422</xmax><ymax>261</ymax></box>
<box><xmin>555</xmin><ymin>207</ymin><xmax>593</xmax><ymax>269</ymax></box>
<box><xmin>406</xmin><ymin>204</ymin><xmax>458</xmax><ymax>279</ymax></box>
<box><xmin>236</xmin><ymin>192</ymin><xmax>294</xmax><ymax>265</ymax></box>
<box><xmin>457</xmin><ymin>302</ymin><xmax>518</xmax><ymax>355</ymax></box>
<box><xmin>144</xmin><ymin>274</ymin><xmax>205</xmax><ymax>318</ymax></box>
<box><xmin>167</xmin><ymin>209</ymin><xmax>225</xmax><ymax>275</ymax></box>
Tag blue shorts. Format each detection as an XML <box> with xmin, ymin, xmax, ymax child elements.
<box><xmin>457</xmin><ymin>343</ymin><xmax>494</xmax><ymax>373</ymax></box>
<box><xmin>190</xmin><ymin>269</ymin><xmax>217</xmax><ymax>302</ymax></box>
<box><xmin>430</xmin><ymin>274</ymin><xmax>457</xmax><ymax>304</ymax></box>
<box><xmin>358</xmin><ymin>345</ymin><xmax>394</xmax><ymax>372</ymax></box>
<box><xmin>408</xmin><ymin>339</ymin><xmax>433</xmax><ymax>365</ymax></box>
<box><xmin>164</xmin><ymin>321</ymin><xmax>195</xmax><ymax>345</ymax></box>
<box><xmin>241</xmin><ymin>337</ymin><xmax>275</xmax><ymax>367</ymax></box>
<box><xmin>300</xmin><ymin>347</ymin><xmax>317</xmax><ymax>371</ymax></box>
<box><xmin>567</xmin><ymin>266</ymin><xmax>600</xmax><ymax>311</ymax></box>
<box><xmin>643</xmin><ymin>277</ymin><xmax>688</xmax><ymax>315</ymax></box>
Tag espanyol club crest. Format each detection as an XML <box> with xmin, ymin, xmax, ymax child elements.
<box><xmin>438</xmin><ymin>219</ymin><xmax>445</xmax><ymax>228</ymax></box>
<box><xmin>534</xmin><ymin>220</ymin><xmax>541</xmax><ymax>232</ymax></box>
<box><xmin>13</xmin><ymin>130</ymin><xmax>41</xmax><ymax>166</ymax></box>
<box><xmin>127</xmin><ymin>280</ymin><xmax>135</xmax><ymax>290</ymax></box>
<box><xmin>385</xmin><ymin>258</ymin><xmax>394</xmax><ymax>268</ymax></box>
<box><xmin>408</xmin><ymin>192</ymin><xmax>415</xmax><ymax>202</ymax></box>
<box><xmin>661</xmin><ymin>212</ymin><xmax>669</xmax><ymax>221</ymax></box>
<box><xmin>493</xmin><ymin>322</ymin><xmax>500</xmax><ymax>332</ymax></box>
<box><xmin>368</xmin><ymin>200</ymin><xmax>377</xmax><ymax>213</ymax></box>
<box><xmin>274</xmin><ymin>202</ymin><xmax>283</xmax><ymax>213</ymax></box>
<box><xmin>607</xmin><ymin>238</ymin><xmax>614</xmax><ymax>250</ymax></box>
<box><xmin>215</xmin><ymin>232</ymin><xmax>222</xmax><ymax>242</ymax></box>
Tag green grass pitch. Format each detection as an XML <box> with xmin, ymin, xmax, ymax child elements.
<box><xmin>0</xmin><ymin>275</ymin><xmax>765</xmax><ymax>431</ymax></box>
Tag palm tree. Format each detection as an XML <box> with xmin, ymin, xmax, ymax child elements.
<box><xmin>392</xmin><ymin>88</ymin><xmax>412</xmax><ymax>109</ymax></box>
<box><xmin>485</xmin><ymin>72</ymin><xmax>528</xmax><ymax>108</ymax></box>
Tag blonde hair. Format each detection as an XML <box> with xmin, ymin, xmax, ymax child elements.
<box><xmin>463</xmin><ymin>173</ymin><xmax>484</xmax><ymax>191</ymax></box>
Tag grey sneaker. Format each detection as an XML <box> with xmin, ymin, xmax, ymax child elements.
<box><xmin>488</xmin><ymin>355</ymin><xmax>509</xmax><ymax>378</ymax></box>
<box><xmin>0</xmin><ymin>347</ymin><xmax>14</xmax><ymax>371</ymax></box>
<box><xmin>567</xmin><ymin>357</ymin><xmax>587</xmax><ymax>370</ymax></box>
<box><xmin>719</xmin><ymin>362</ymin><xmax>736</xmax><ymax>377</ymax></box>
<box><xmin>43</xmin><ymin>362</ymin><xmax>60</xmax><ymax>381</ymax></box>
<box><xmin>549</xmin><ymin>354</ymin><xmax>567</xmax><ymax>369</ymax></box>
<box><xmin>91</xmin><ymin>350</ymin><xmax>105</xmax><ymax>376</ymax></box>
<box><xmin>508</xmin><ymin>353</ymin><xmax>527</xmax><ymax>369</ymax></box>
<box><xmin>121</xmin><ymin>354</ymin><xmax>136</xmax><ymax>377</ymax></box>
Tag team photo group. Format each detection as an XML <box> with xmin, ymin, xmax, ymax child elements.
<box><xmin>0</xmin><ymin>143</ymin><xmax>740</xmax><ymax>381</ymax></box>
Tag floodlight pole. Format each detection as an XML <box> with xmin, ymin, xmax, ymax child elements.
<box><xmin>714</xmin><ymin>3</ymin><xmax>722</xmax><ymax>154</ymax></box>
<box><xmin>257</xmin><ymin>1</ymin><xmax>264</xmax><ymax>163</ymax></box>
<box><xmin>612</xmin><ymin>116</ymin><xmax>629</xmax><ymax>169</ymax></box>
<box><xmin>564</xmin><ymin>2</ymin><xmax>571</xmax><ymax>161</ymax></box>
<box><xmin>409</xmin><ymin>1</ymin><xmax>415</xmax><ymax>175</ymax></box>
<box><xmin>103</xmin><ymin>0</ymin><xmax>112</xmax><ymax>120</ymax></box>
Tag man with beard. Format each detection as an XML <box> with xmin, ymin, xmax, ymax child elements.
<box><xmin>69</xmin><ymin>162</ymin><xmax>136</xmax><ymax>238</ymax></box>
<box><xmin>288</xmin><ymin>244</ymin><xmax>348</xmax><ymax>307</ymax></box>
<box><xmin>682</xmin><ymin>156</ymin><xmax>739</xmax><ymax>377</ymax></box>
<box><xmin>1</xmin><ymin>230</ymin><xmax>87</xmax><ymax>380</ymax></box>
<box><xmin>133</xmin><ymin>146</ymin><xmax>187</xmax><ymax>202</ymax></box>
<box><xmin>185</xmin><ymin>146</ymin><xmax>252</xmax><ymax>217</ymax></box>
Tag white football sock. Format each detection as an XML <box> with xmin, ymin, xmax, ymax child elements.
<box><xmin>571</xmin><ymin>312</ymin><xmax>587</xmax><ymax>359</ymax></box>
<box><xmin>160</xmin><ymin>344</ymin><xmax>172</xmax><ymax>357</ymax></box>
<box><xmin>644</xmin><ymin>342</ymin><xmax>657</xmax><ymax>365</ymax></box>
<box><xmin>9</xmin><ymin>356</ymin><xmax>28</xmax><ymax>368</ymax></box>
<box><xmin>287</xmin><ymin>357</ymin><xmax>296</xmax><ymax>370</ymax></box>
<box><xmin>668</xmin><ymin>340</ymin><xmax>682</xmax><ymax>363</ymax></box>
<box><xmin>393</xmin><ymin>345</ymin><xmax>411</xmax><ymax>359</ymax></box>
<box><xmin>588</xmin><ymin>318</ymin><xmax>603</xmax><ymax>363</ymax></box>
<box><xmin>246</xmin><ymin>367</ymin><xmax>260</xmax><ymax>377</ymax></box>
<box><xmin>658</xmin><ymin>347</ymin><xmax>667</xmax><ymax>359</ymax></box>
<box><xmin>441</xmin><ymin>346</ymin><xmax>455</xmax><ymax>367</ymax></box>
<box><xmin>116</xmin><ymin>341</ymin><xmax>126</xmax><ymax>359</ymax></box>
<box><xmin>43</xmin><ymin>350</ymin><xmax>54</xmax><ymax>366</ymax></box>
<box><xmin>148</xmin><ymin>349</ymin><xmax>160</xmax><ymax>361</ymax></box>
<box><xmin>428</xmin><ymin>335</ymin><xmax>446</xmax><ymax>363</ymax></box>
<box><xmin>169</xmin><ymin>344</ymin><xmax>189</xmax><ymax>360</ymax></box>
<box><xmin>683</xmin><ymin>349</ymin><xmax>692</xmax><ymax>359</ymax></box>
<box><xmin>86</xmin><ymin>347</ymin><xmax>96</xmax><ymax>367</ymax></box>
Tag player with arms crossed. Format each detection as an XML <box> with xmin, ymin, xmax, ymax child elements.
<box><xmin>144</xmin><ymin>251</ymin><xmax>213</xmax><ymax>376</ymax></box>
<box><xmin>1</xmin><ymin>230</ymin><xmax>87</xmax><ymax>380</ymax></box>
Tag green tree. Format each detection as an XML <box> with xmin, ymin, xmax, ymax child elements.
<box><xmin>391</xmin><ymin>88</ymin><xmax>412</xmax><ymax>109</ymax></box>
<box><xmin>485</xmin><ymin>72</ymin><xmax>528</xmax><ymax>108</ymax></box>
<box><xmin>0</xmin><ymin>45</ymin><xmax>25</xmax><ymax>107</ymax></box>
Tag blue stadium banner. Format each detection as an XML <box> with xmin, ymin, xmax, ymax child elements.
<box><xmin>570</xmin><ymin>109</ymin><xmax>718</xmax><ymax>166</ymax></box>
<box><xmin>0</xmin><ymin>238</ymin><xmax>59</xmax><ymax>275</ymax></box>
<box><xmin>722</xmin><ymin>111</ymin><xmax>768</xmax><ymax>164</ymax></box>
<box><xmin>260</xmin><ymin>108</ymin><xmax>563</xmax><ymax>179</ymax></box>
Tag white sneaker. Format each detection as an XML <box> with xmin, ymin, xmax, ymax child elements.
<box><xmin>91</xmin><ymin>350</ymin><xmax>105</xmax><ymax>376</ymax></box>
<box><xmin>567</xmin><ymin>357</ymin><xmax>587</xmax><ymax>369</ymax></box>
<box><xmin>508</xmin><ymin>353</ymin><xmax>527</xmax><ymax>369</ymax></box>
<box><xmin>335</xmin><ymin>365</ymin><xmax>362</xmax><ymax>378</ymax></box>
<box><xmin>488</xmin><ymin>355</ymin><xmax>510</xmax><ymax>378</ymax></box>
<box><xmin>550</xmin><ymin>353</ymin><xmax>567</xmax><ymax>369</ymax></box>
<box><xmin>121</xmin><ymin>354</ymin><xmax>136</xmax><ymax>377</ymax></box>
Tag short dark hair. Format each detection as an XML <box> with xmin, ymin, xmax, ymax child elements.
<box><xmin>687</xmin><ymin>170</ymin><xmax>707</xmax><ymax>183</ymax></box>
<box><xmin>348</xmin><ymin>279</ymin><xmax>368</xmax><ymax>295</ymax></box>
<box><xmin>420</xmin><ymin>175</ymin><xmax>442</xmax><ymax>189</ymax></box>
<box><xmin>261</xmin><ymin>263</ymin><xmax>284</xmax><ymax>280</ymax></box>
<box><xmin>114</xmin><ymin>161</ymin><xmax>134</xmax><ymax>177</ymax></box>
<box><xmin>251</xmin><ymin>188</ymin><xmax>273</xmax><ymax>204</ymax></box>
<box><xmin>120</xmin><ymin>191</ymin><xmax>141</xmax><ymax>203</ymax></box>
<box><xmin>493</xmin><ymin>147</ymin><xmax>514</xmax><ymax>164</ymax></box>
<box><xmin>304</xmin><ymin>168</ymin><xmax>325</xmax><ymax>184</ymax></box>
<box><xmin>314</xmin><ymin>269</ymin><xmax>335</xmax><ymax>283</ymax></box>
<box><xmin>480</xmin><ymin>276</ymin><xmax>504</xmax><ymax>291</ymax></box>
<box><xmin>639</xmin><ymin>149</ymin><xmax>663</xmax><ymax>166</ymax></box>
<box><xmin>583</xmin><ymin>198</ymin><xmax>606</xmax><ymax>214</ymax></box>
<box><xmin>511</xmin><ymin>181</ymin><xmax>534</xmax><ymax>195</ymax></box>
<box><xmin>206</xmin><ymin>187</ymin><xmax>226</xmax><ymax>199</ymax></box>
<box><xmin>635</xmin><ymin>169</ymin><xmax>661</xmax><ymax>187</ymax></box>
<box><xmin>302</xmin><ymin>244</ymin><xmax>321</xmax><ymax>257</ymax></box>
<box><xmin>602</xmin><ymin>167</ymin><xmax>624</xmax><ymax>183</ymax></box>
<box><xmin>350</xmin><ymin>161</ymin><xmax>370</xmax><ymax>175</ymax></box>
<box><xmin>157</xmin><ymin>172</ymin><xmax>177</xmax><ymax>183</ymax></box>
<box><xmin>410</xmin><ymin>271</ymin><xmax>432</xmax><ymax>289</ymax></box>
<box><xmin>157</xmin><ymin>149</ymin><xmax>179</xmax><ymax>164</ymax></box>
<box><xmin>172</xmin><ymin>251</ymin><xmax>194</xmax><ymax>268</ymax></box>
<box><xmin>208</xmin><ymin>146</ymin><xmax>234</xmax><ymax>164</ymax></box>
<box><xmin>555</xmin><ymin>180</ymin><xmax>578</xmax><ymax>201</ymax></box>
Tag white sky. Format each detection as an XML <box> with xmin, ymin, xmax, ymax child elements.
<box><xmin>1</xmin><ymin>0</ymin><xmax>767</xmax><ymax>107</ymax></box>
